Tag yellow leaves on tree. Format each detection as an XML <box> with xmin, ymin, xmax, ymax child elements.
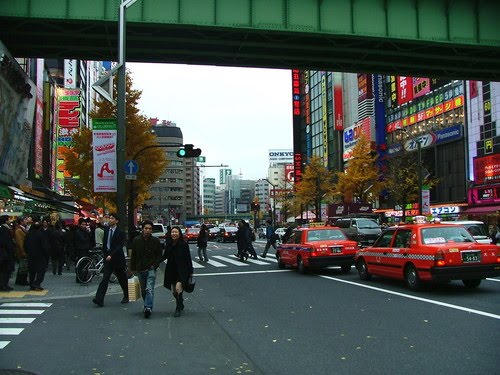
<box><xmin>62</xmin><ymin>71</ymin><xmax>167</xmax><ymax>211</ymax></box>
<box><xmin>334</xmin><ymin>134</ymin><xmax>382</xmax><ymax>204</ymax></box>
<box><xmin>294</xmin><ymin>155</ymin><xmax>336</xmax><ymax>218</ymax></box>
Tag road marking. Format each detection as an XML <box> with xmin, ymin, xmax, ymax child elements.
<box><xmin>0</xmin><ymin>328</ymin><xmax>24</xmax><ymax>335</ymax></box>
<box><xmin>1</xmin><ymin>303</ymin><xmax>52</xmax><ymax>307</ymax></box>
<box><xmin>0</xmin><ymin>309</ymin><xmax>45</xmax><ymax>315</ymax></box>
<box><xmin>212</xmin><ymin>255</ymin><xmax>249</xmax><ymax>266</ymax></box>
<box><xmin>0</xmin><ymin>318</ymin><xmax>36</xmax><ymax>324</ymax></box>
<box><xmin>245</xmin><ymin>258</ymin><xmax>271</xmax><ymax>265</ymax></box>
<box><xmin>319</xmin><ymin>275</ymin><xmax>500</xmax><ymax>320</ymax></box>
<box><xmin>486</xmin><ymin>278</ymin><xmax>500</xmax><ymax>282</ymax></box>
<box><xmin>196</xmin><ymin>269</ymin><xmax>291</xmax><ymax>277</ymax></box>
<box><xmin>192</xmin><ymin>262</ymin><xmax>205</xmax><ymax>269</ymax></box>
<box><xmin>0</xmin><ymin>341</ymin><xmax>9</xmax><ymax>349</ymax></box>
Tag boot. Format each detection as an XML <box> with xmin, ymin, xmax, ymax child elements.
<box><xmin>173</xmin><ymin>293</ymin><xmax>181</xmax><ymax>317</ymax></box>
<box><xmin>178</xmin><ymin>292</ymin><xmax>184</xmax><ymax>311</ymax></box>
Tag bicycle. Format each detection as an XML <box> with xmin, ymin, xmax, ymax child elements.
<box><xmin>75</xmin><ymin>248</ymin><xmax>117</xmax><ymax>284</ymax></box>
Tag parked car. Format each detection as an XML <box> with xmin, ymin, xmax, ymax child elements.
<box><xmin>208</xmin><ymin>227</ymin><xmax>220</xmax><ymax>241</ymax></box>
<box><xmin>446</xmin><ymin>220</ymin><xmax>492</xmax><ymax>244</ymax></box>
<box><xmin>276</xmin><ymin>226</ymin><xmax>358</xmax><ymax>274</ymax></box>
<box><xmin>335</xmin><ymin>217</ymin><xmax>382</xmax><ymax>247</ymax></box>
<box><xmin>355</xmin><ymin>222</ymin><xmax>500</xmax><ymax>290</ymax></box>
<box><xmin>216</xmin><ymin>227</ymin><xmax>238</xmax><ymax>243</ymax></box>
<box><xmin>184</xmin><ymin>227</ymin><xmax>200</xmax><ymax>243</ymax></box>
<box><xmin>152</xmin><ymin>223</ymin><xmax>167</xmax><ymax>248</ymax></box>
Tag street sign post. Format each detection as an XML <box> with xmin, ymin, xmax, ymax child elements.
<box><xmin>125</xmin><ymin>160</ymin><xmax>139</xmax><ymax>175</ymax></box>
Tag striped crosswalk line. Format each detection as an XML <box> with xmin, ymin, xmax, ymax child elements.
<box><xmin>212</xmin><ymin>255</ymin><xmax>249</xmax><ymax>266</ymax></box>
<box><xmin>0</xmin><ymin>302</ymin><xmax>52</xmax><ymax>349</ymax></box>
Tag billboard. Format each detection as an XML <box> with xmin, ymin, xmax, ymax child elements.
<box><xmin>268</xmin><ymin>149</ymin><xmax>293</xmax><ymax>164</ymax></box>
<box><xmin>92</xmin><ymin>118</ymin><xmax>117</xmax><ymax>192</ymax></box>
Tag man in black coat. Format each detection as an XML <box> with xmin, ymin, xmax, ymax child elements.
<box><xmin>93</xmin><ymin>213</ymin><xmax>129</xmax><ymax>307</ymax></box>
<box><xmin>0</xmin><ymin>215</ymin><xmax>15</xmax><ymax>291</ymax></box>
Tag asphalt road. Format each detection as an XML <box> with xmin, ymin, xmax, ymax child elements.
<box><xmin>1</xmin><ymin>240</ymin><xmax>499</xmax><ymax>375</ymax></box>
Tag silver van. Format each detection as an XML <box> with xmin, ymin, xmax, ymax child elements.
<box><xmin>446</xmin><ymin>221</ymin><xmax>492</xmax><ymax>244</ymax></box>
<box><xmin>335</xmin><ymin>217</ymin><xmax>382</xmax><ymax>247</ymax></box>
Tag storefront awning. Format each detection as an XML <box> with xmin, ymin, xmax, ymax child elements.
<box><xmin>463</xmin><ymin>205</ymin><xmax>500</xmax><ymax>214</ymax></box>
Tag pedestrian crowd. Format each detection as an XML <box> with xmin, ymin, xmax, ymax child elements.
<box><xmin>1</xmin><ymin>213</ymin><xmax>282</xmax><ymax>319</ymax></box>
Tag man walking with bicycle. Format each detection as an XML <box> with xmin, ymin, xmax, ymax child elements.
<box><xmin>130</xmin><ymin>220</ymin><xmax>162</xmax><ymax>318</ymax></box>
<box><xmin>92</xmin><ymin>213</ymin><xmax>129</xmax><ymax>307</ymax></box>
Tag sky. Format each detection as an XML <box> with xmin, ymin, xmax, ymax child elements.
<box><xmin>128</xmin><ymin>63</ymin><xmax>293</xmax><ymax>183</ymax></box>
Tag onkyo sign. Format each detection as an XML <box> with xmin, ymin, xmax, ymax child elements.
<box><xmin>268</xmin><ymin>149</ymin><xmax>293</xmax><ymax>164</ymax></box>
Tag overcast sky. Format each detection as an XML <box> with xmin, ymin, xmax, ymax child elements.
<box><xmin>128</xmin><ymin>63</ymin><xmax>293</xmax><ymax>183</ymax></box>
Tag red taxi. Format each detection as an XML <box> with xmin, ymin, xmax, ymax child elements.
<box><xmin>184</xmin><ymin>227</ymin><xmax>200</xmax><ymax>243</ymax></box>
<box><xmin>276</xmin><ymin>226</ymin><xmax>358</xmax><ymax>274</ymax></box>
<box><xmin>355</xmin><ymin>222</ymin><xmax>500</xmax><ymax>290</ymax></box>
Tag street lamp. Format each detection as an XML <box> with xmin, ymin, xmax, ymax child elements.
<box><xmin>116</xmin><ymin>0</ymin><xmax>139</xmax><ymax>232</ymax></box>
<box><xmin>263</xmin><ymin>178</ymin><xmax>277</xmax><ymax>227</ymax></box>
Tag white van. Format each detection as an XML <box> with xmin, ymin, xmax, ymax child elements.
<box><xmin>446</xmin><ymin>221</ymin><xmax>492</xmax><ymax>244</ymax></box>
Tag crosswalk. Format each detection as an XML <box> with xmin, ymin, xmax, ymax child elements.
<box><xmin>0</xmin><ymin>302</ymin><xmax>52</xmax><ymax>349</ymax></box>
<box><xmin>192</xmin><ymin>254</ymin><xmax>277</xmax><ymax>269</ymax></box>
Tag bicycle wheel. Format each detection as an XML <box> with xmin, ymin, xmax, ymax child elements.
<box><xmin>76</xmin><ymin>257</ymin><xmax>95</xmax><ymax>284</ymax></box>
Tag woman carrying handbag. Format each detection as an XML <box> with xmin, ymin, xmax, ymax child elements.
<box><xmin>162</xmin><ymin>226</ymin><xmax>194</xmax><ymax>317</ymax></box>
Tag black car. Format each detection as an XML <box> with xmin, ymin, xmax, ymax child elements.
<box><xmin>335</xmin><ymin>217</ymin><xmax>382</xmax><ymax>248</ymax></box>
<box><xmin>208</xmin><ymin>227</ymin><xmax>220</xmax><ymax>241</ymax></box>
<box><xmin>216</xmin><ymin>227</ymin><xmax>238</xmax><ymax>243</ymax></box>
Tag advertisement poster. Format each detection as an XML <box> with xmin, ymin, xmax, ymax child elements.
<box><xmin>92</xmin><ymin>118</ymin><xmax>117</xmax><ymax>192</ymax></box>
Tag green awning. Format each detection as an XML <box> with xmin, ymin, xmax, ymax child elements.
<box><xmin>0</xmin><ymin>184</ymin><xmax>12</xmax><ymax>199</ymax></box>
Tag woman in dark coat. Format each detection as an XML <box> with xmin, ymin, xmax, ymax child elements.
<box><xmin>163</xmin><ymin>226</ymin><xmax>193</xmax><ymax>317</ymax></box>
<box><xmin>25</xmin><ymin>222</ymin><xmax>49</xmax><ymax>291</ymax></box>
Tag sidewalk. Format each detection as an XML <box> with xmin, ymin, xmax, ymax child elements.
<box><xmin>0</xmin><ymin>266</ymin><xmax>164</xmax><ymax>303</ymax></box>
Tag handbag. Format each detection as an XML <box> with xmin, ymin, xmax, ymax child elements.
<box><xmin>127</xmin><ymin>276</ymin><xmax>141</xmax><ymax>301</ymax></box>
<box><xmin>184</xmin><ymin>275</ymin><xmax>196</xmax><ymax>293</ymax></box>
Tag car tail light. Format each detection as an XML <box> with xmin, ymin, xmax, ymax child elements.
<box><xmin>496</xmin><ymin>249</ymin><xmax>500</xmax><ymax>263</ymax></box>
<box><xmin>434</xmin><ymin>249</ymin><xmax>446</xmax><ymax>267</ymax></box>
<box><xmin>310</xmin><ymin>248</ymin><xmax>317</xmax><ymax>257</ymax></box>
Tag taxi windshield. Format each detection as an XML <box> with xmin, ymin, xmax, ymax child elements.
<box><xmin>421</xmin><ymin>226</ymin><xmax>475</xmax><ymax>244</ymax></box>
<box><xmin>306</xmin><ymin>229</ymin><xmax>347</xmax><ymax>242</ymax></box>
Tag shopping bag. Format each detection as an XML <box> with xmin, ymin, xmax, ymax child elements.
<box><xmin>127</xmin><ymin>276</ymin><xmax>141</xmax><ymax>301</ymax></box>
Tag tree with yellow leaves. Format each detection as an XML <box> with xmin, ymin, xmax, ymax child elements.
<box><xmin>334</xmin><ymin>133</ymin><xmax>383</xmax><ymax>205</ymax></box>
<box><xmin>294</xmin><ymin>155</ymin><xmax>337</xmax><ymax>221</ymax></box>
<box><xmin>63</xmin><ymin>71</ymin><xmax>167</xmax><ymax>212</ymax></box>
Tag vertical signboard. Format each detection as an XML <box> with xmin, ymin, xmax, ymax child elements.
<box><xmin>34</xmin><ymin>58</ymin><xmax>44</xmax><ymax>177</ymax></box>
<box><xmin>397</xmin><ymin>76</ymin><xmax>414</xmax><ymax>105</ymax></box>
<box><xmin>56</xmin><ymin>88</ymin><xmax>81</xmax><ymax>193</ymax></box>
<box><xmin>333</xmin><ymin>72</ymin><xmax>344</xmax><ymax>131</ymax></box>
<box><xmin>292</xmin><ymin>69</ymin><xmax>303</xmax><ymax>184</ymax></box>
<box><xmin>64</xmin><ymin>59</ymin><xmax>77</xmax><ymax>88</ymax></box>
<box><xmin>321</xmin><ymin>74</ymin><xmax>328</xmax><ymax>166</ymax></box>
<box><xmin>92</xmin><ymin>118</ymin><xmax>117</xmax><ymax>192</ymax></box>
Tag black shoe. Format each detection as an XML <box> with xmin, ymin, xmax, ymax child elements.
<box><xmin>144</xmin><ymin>308</ymin><xmax>151</xmax><ymax>318</ymax></box>
<box><xmin>174</xmin><ymin>307</ymin><xmax>181</xmax><ymax>317</ymax></box>
<box><xmin>15</xmin><ymin>281</ymin><xmax>29</xmax><ymax>286</ymax></box>
<box><xmin>121</xmin><ymin>298</ymin><xmax>129</xmax><ymax>304</ymax></box>
<box><xmin>93</xmin><ymin>298</ymin><xmax>103</xmax><ymax>307</ymax></box>
<box><xmin>260</xmin><ymin>253</ymin><xmax>266</xmax><ymax>258</ymax></box>
<box><xmin>0</xmin><ymin>286</ymin><xmax>12</xmax><ymax>291</ymax></box>
<box><xmin>34</xmin><ymin>286</ymin><xmax>44</xmax><ymax>291</ymax></box>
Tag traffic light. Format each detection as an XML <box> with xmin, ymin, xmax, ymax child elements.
<box><xmin>176</xmin><ymin>144</ymin><xmax>202</xmax><ymax>158</ymax></box>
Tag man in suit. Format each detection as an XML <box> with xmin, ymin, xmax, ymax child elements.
<box><xmin>93</xmin><ymin>213</ymin><xmax>129</xmax><ymax>307</ymax></box>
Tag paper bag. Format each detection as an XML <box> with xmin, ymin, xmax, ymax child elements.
<box><xmin>128</xmin><ymin>276</ymin><xmax>141</xmax><ymax>301</ymax></box>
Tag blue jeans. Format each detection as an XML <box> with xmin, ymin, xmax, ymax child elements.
<box><xmin>137</xmin><ymin>269</ymin><xmax>156</xmax><ymax>310</ymax></box>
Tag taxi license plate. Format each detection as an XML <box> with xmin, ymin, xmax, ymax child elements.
<box><xmin>461</xmin><ymin>251</ymin><xmax>481</xmax><ymax>263</ymax></box>
<box><xmin>330</xmin><ymin>246</ymin><xmax>342</xmax><ymax>254</ymax></box>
